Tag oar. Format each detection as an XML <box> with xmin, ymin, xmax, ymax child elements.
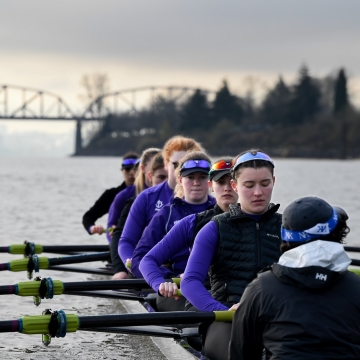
<box><xmin>81</xmin><ymin>324</ymin><xmax>199</xmax><ymax>339</ymax></box>
<box><xmin>47</xmin><ymin>265</ymin><xmax>113</xmax><ymax>276</ymax></box>
<box><xmin>0</xmin><ymin>252</ymin><xmax>111</xmax><ymax>278</ymax></box>
<box><xmin>0</xmin><ymin>310</ymin><xmax>234</xmax><ymax>336</ymax></box>
<box><xmin>0</xmin><ymin>278</ymin><xmax>151</xmax><ymax>297</ymax></box>
<box><xmin>345</xmin><ymin>246</ymin><xmax>360</xmax><ymax>253</ymax></box>
<box><xmin>0</xmin><ymin>278</ymin><xmax>181</xmax><ymax>304</ymax></box>
<box><xmin>0</xmin><ymin>242</ymin><xmax>109</xmax><ymax>256</ymax></box>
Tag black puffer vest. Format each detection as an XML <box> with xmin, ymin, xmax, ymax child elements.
<box><xmin>210</xmin><ymin>203</ymin><xmax>282</xmax><ymax>307</ymax></box>
<box><xmin>192</xmin><ymin>204</ymin><xmax>224</xmax><ymax>244</ymax></box>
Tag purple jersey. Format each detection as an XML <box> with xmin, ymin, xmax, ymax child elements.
<box><xmin>106</xmin><ymin>185</ymin><xmax>136</xmax><ymax>242</ymax></box>
<box><xmin>118</xmin><ymin>181</ymin><xmax>173</xmax><ymax>264</ymax></box>
<box><xmin>131</xmin><ymin>197</ymin><xmax>215</xmax><ymax>278</ymax></box>
<box><xmin>181</xmin><ymin>221</ymin><xmax>229</xmax><ymax>311</ymax></box>
<box><xmin>139</xmin><ymin>214</ymin><xmax>197</xmax><ymax>292</ymax></box>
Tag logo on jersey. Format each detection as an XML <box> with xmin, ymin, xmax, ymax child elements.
<box><xmin>315</xmin><ymin>273</ymin><xmax>327</xmax><ymax>281</ymax></box>
<box><xmin>155</xmin><ymin>200</ymin><xmax>163</xmax><ymax>211</ymax></box>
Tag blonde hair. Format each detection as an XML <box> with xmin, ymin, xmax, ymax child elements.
<box><xmin>135</xmin><ymin>148</ymin><xmax>161</xmax><ymax>196</ymax></box>
<box><xmin>162</xmin><ymin>136</ymin><xmax>204</xmax><ymax>164</ymax></box>
<box><xmin>174</xmin><ymin>151</ymin><xmax>211</xmax><ymax>198</ymax></box>
<box><xmin>149</xmin><ymin>152</ymin><xmax>165</xmax><ymax>174</ymax></box>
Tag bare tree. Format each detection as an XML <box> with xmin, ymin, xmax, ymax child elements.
<box><xmin>79</xmin><ymin>73</ymin><xmax>111</xmax><ymax>118</ymax></box>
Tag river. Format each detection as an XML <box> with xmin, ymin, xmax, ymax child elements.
<box><xmin>0</xmin><ymin>156</ymin><xmax>359</xmax><ymax>359</ymax></box>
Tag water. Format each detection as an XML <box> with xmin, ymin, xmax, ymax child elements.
<box><xmin>0</xmin><ymin>156</ymin><xmax>359</xmax><ymax>359</ymax></box>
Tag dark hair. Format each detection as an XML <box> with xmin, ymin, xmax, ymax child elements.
<box><xmin>123</xmin><ymin>151</ymin><xmax>140</xmax><ymax>160</ymax></box>
<box><xmin>280</xmin><ymin>215</ymin><xmax>350</xmax><ymax>254</ymax></box>
<box><xmin>231</xmin><ymin>148</ymin><xmax>274</xmax><ymax>181</ymax></box>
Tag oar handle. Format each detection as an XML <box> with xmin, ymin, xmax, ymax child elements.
<box><xmin>101</xmin><ymin>227</ymin><xmax>115</xmax><ymax>234</ymax></box>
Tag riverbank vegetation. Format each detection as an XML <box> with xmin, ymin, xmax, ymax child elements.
<box><xmin>76</xmin><ymin>66</ymin><xmax>360</xmax><ymax>159</ymax></box>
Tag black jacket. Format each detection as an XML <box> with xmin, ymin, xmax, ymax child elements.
<box><xmin>229</xmin><ymin>254</ymin><xmax>360</xmax><ymax>359</ymax></box>
<box><xmin>82</xmin><ymin>182</ymin><xmax>127</xmax><ymax>234</ymax></box>
<box><xmin>210</xmin><ymin>203</ymin><xmax>282</xmax><ymax>307</ymax></box>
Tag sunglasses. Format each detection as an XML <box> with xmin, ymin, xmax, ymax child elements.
<box><xmin>208</xmin><ymin>160</ymin><xmax>233</xmax><ymax>180</ymax></box>
<box><xmin>233</xmin><ymin>151</ymin><xmax>274</xmax><ymax>172</ymax></box>
<box><xmin>180</xmin><ymin>159</ymin><xmax>211</xmax><ymax>172</ymax></box>
<box><xmin>211</xmin><ymin>160</ymin><xmax>233</xmax><ymax>171</ymax></box>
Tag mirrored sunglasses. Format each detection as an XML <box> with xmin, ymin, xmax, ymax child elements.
<box><xmin>180</xmin><ymin>159</ymin><xmax>211</xmax><ymax>172</ymax></box>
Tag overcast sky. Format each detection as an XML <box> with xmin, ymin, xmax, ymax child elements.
<box><xmin>1</xmin><ymin>0</ymin><xmax>359</xmax><ymax>155</ymax></box>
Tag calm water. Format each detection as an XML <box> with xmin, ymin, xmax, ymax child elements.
<box><xmin>0</xmin><ymin>156</ymin><xmax>359</xmax><ymax>359</ymax></box>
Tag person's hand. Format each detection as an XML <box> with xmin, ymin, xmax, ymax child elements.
<box><xmin>90</xmin><ymin>225</ymin><xmax>104</xmax><ymax>235</ymax></box>
<box><xmin>108</xmin><ymin>225</ymin><xmax>116</xmax><ymax>238</ymax></box>
<box><xmin>112</xmin><ymin>271</ymin><xmax>128</xmax><ymax>280</ymax></box>
<box><xmin>159</xmin><ymin>282</ymin><xmax>180</xmax><ymax>300</ymax></box>
<box><xmin>125</xmin><ymin>258</ymin><xmax>132</xmax><ymax>273</ymax></box>
<box><xmin>228</xmin><ymin>303</ymin><xmax>240</xmax><ymax>311</ymax></box>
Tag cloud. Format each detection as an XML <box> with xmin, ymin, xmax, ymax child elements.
<box><xmin>0</xmin><ymin>1</ymin><xmax>359</xmax><ymax>73</ymax></box>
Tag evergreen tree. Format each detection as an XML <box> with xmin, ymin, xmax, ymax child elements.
<box><xmin>334</xmin><ymin>68</ymin><xmax>349</xmax><ymax>114</ymax></box>
<box><xmin>180</xmin><ymin>89</ymin><xmax>210</xmax><ymax>131</ymax></box>
<box><xmin>260</xmin><ymin>77</ymin><xmax>291</xmax><ymax>126</ymax></box>
<box><xmin>212</xmin><ymin>80</ymin><xmax>243</xmax><ymax>125</ymax></box>
<box><xmin>289</xmin><ymin>65</ymin><xmax>321</xmax><ymax>125</ymax></box>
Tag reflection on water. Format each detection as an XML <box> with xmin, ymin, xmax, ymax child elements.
<box><xmin>0</xmin><ymin>156</ymin><xmax>359</xmax><ymax>358</ymax></box>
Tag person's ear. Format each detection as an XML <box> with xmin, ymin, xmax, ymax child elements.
<box><xmin>208</xmin><ymin>180</ymin><xmax>213</xmax><ymax>192</ymax></box>
<box><xmin>147</xmin><ymin>171</ymin><xmax>152</xmax><ymax>183</ymax></box>
<box><xmin>230</xmin><ymin>179</ymin><xmax>238</xmax><ymax>193</ymax></box>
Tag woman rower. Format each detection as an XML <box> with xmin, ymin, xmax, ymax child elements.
<box><xmin>106</xmin><ymin>148</ymin><xmax>162</xmax><ymax>242</ymax></box>
<box><xmin>181</xmin><ymin>149</ymin><xmax>282</xmax><ymax>360</ymax></box>
<box><xmin>118</xmin><ymin>136</ymin><xmax>203</xmax><ymax>270</ymax></box>
<box><xmin>82</xmin><ymin>151</ymin><xmax>139</xmax><ymax>235</ymax></box>
<box><xmin>131</xmin><ymin>151</ymin><xmax>216</xmax><ymax>311</ymax></box>
<box><xmin>110</xmin><ymin>152</ymin><xmax>168</xmax><ymax>279</ymax></box>
<box><xmin>139</xmin><ymin>158</ymin><xmax>238</xmax><ymax>309</ymax></box>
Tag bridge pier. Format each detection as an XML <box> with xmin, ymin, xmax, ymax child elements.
<box><xmin>75</xmin><ymin>120</ymin><xmax>82</xmax><ymax>154</ymax></box>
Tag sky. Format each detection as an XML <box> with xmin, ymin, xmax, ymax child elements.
<box><xmin>1</xmin><ymin>0</ymin><xmax>360</xmax><ymax>156</ymax></box>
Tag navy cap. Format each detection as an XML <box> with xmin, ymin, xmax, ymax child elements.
<box><xmin>281</xmin><ymin>197</ymin><xmax>342</xmax><ymax>242</ymax></box>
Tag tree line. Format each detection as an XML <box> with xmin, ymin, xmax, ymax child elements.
<box><xmin>78</xmin><ymin>66</ymin><xmax>359</xmax><ymax>159</ymax></box>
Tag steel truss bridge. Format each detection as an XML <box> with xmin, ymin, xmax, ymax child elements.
<box><xmin>0</xmin><ymin>85</ymin><xmax>215</xmax><ymax>154</ymax></box>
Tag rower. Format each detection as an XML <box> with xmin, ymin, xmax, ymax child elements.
<box><xmin>181</xmin><ymin>150</ymin><xmax>282</xmax><ymax>360</ymax></box>
<box><xmin>82</xmin><ymin>151</ymin><xmax>139</xmax><ymax>235</ymax></box>
<box><xmin>139</xmin><ymin>158</ymin><xmax>238</xmax><ymax>312</ymax></box>
<box><xmin>106</xmin><ymin>148</ymin><xmax>161</xmax><ymax>242</ymax></box>
<box><xmin>229</xmin><ymin>197</ymin><xmax>360</xmax><ymax>360</ymax></box>
<box><xmin>110</xmin><ymin>151</ymin><xmax>168</xmax><ymax>280</ymax></box>
<box><xmin>131</xmin><ymin>151</ymin><xmax>216</xmax><ymax>311</ymax></box>
<box><xmin>118</xmin><ymin>136</ymin><xmax>203</xmax><ymax>271</ymax></box>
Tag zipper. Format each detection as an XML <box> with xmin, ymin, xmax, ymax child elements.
<box><xmin>256</xmin><ymin>222</ymin><xmax>260</xmax><ymax>267</ymax></box>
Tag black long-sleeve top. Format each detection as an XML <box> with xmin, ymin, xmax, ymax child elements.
<box><xmin>82</xmin><ymin>181</ymin><xmax>127</xmax><ymax>234</ymax></box>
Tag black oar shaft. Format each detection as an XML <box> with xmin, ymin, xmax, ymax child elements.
<box><xmin>79</xmin><ymin>311</ymin><xmax>215</xmax><ymax>328</ymax></box>
<box><xmin>0</xmin><ymin>285</ymin><xmax>15</xmax><ymax>295</ymax></box>
<box><xmin>43</xmin><ymin>245</ymin><xmax>109</xmax><ymax>253</ymax></box>
<box><xmin>48</xmin><ymin>252</ymin><xmax>110</xmax><ymax>266</ymax></box>
<box><xmin>48</xmin><ymin>266</ymin><xmax>113</xmax><ymax>275</ymax></box>
<box><xmin>345</xmin><ymin>246</ymin><xmax>360</xmax><ymax>253</ymax></box>
<box><xmin>63</xmin><ymin>279</ymin><xmax>149</xmax><ymax>292</ymax></box>
<box><xmin>0</xmin><ymin>320</ymin><xmax>18</xmax><ymax>332</ymax></box>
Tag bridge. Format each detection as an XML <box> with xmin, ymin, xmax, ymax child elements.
<box><xmin>0</xmin><ymin>85</ymin><xmax>216</xmax><ymax>154</ymax></box>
